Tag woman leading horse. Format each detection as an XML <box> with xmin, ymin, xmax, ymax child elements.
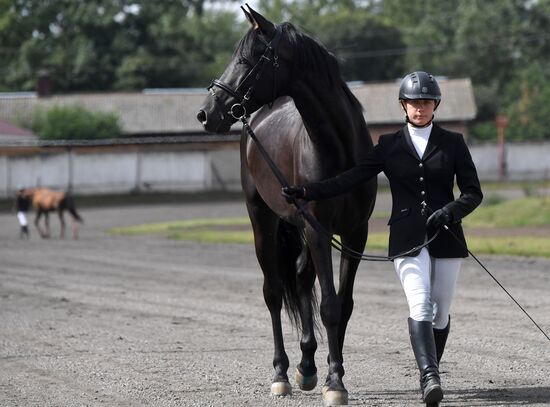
<box><xmin>283</xmin><ymin>72</ymin><xmax>483</xmax><ymax>406</ymax></box>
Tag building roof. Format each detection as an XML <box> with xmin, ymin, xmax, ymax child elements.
<box><xmin>353</xmin><ymin>78</ymin><xmax>476</xmax><ymax>124</ymax></box>
<box><xmin>0</xmin><ymin>78</ymin><xmax>476</xmax><ymax>136</ymax></box>
<box><xmin>0</xmin><ymin>119</ymin><xmax>37</xmax><ymax>143</ymax></box>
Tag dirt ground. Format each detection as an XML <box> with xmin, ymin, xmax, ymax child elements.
<box><xmin>0</xmin><ymin>198</ymin><xmax>549</xmax><ymax>407</ymax></box>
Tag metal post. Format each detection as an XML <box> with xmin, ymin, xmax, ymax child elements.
<box><xmin>67</xmin><ymin>146</ymin><xmax>74</xmax><ymax>193</ymax></box>
<box><xmin>495</xmin><ymin>115</ymin><xmax>508</xmax><ymax>181</ymax></box>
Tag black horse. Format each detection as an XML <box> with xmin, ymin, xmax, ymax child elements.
<box><xmin>197</xmin><ymin>6</ymin><xmax>376</xmax><ymax>406</ymax></box>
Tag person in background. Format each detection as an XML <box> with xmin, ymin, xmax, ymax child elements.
<box><xmin>282</xmin><ymin>71</ymin><xmax>483</xmax><ymax>405</ymax></box>
<box><xmin>15</xmin><ymin>186</ymin><xmax>31</xmax><ymax>239</ymax></box>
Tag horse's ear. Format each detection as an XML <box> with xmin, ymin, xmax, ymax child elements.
<box><xmin>241</xmin><ymin>5</ymin><xmax>254</xmax><ymax>26</ymax></box>
<box><xmin>246</xmin><ymin>4</ymin><xmax>276</xmax><ymax>37</ymax></box>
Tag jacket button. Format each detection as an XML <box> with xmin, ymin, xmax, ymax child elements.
<box><xmin>419</xmin><ymin>177</ymin><xmax>424</xmax><ymax>182</ymax></box>
<box><xmin>418</xmin><ymin>163</ymin><xmax>423</xmax><ymax>168</ymax></box>
<box><xmin>421</xmin><ymin>191</ymin><xmax>426</xmax><ymax>196</ymax></box>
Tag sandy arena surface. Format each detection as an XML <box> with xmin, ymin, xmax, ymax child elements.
<box><xmin>0</xmin><ymin>199</ymin><xmax>549</xmax><ymax>406</ymax></box>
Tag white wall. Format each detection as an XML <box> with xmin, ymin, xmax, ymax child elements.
<box><xmin>1</xmin><ymin>141</ymin><xmax>549</xmax><ymax>198</ymax></box>
<box><xmin>0</xmin><ymin>146</ymin><xmax>241</xmax><ymax>198</ymax></box>
<box><xmin>471</xmin><ymin>141</ymin><xmax>550</xmax><ymax>181</ymax></box>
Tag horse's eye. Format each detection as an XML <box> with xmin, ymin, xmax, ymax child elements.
<box><xmin>237</xmin><ymin>58</ymin><xmax>251</xmax><ymax>66</ymax></box>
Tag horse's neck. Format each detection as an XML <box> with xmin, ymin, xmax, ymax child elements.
<box><xmin>289</xmin><ymin>77</ymin><xmax>369</xmax><ymax>161</ymax></box>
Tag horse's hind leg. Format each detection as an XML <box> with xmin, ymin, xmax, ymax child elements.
<box><xmin>58</xmin><ymin>209</ymin><xmax>65</xmax><ymax>239</ymax></box>
<box><xmin>44</xmin><ymin>212</ymin><xmax>50</xmax><ymax>237</ymax></box>
<box><xmin>305</xmin><ymin>226</ymin><xmax>348</xmax><ymax>406</ymax></box>
<box><xmin>277</xmin><ymin>222</ymin><xmax>318</xmax><ymax>391</ymax></box>
<box><xmin>247</xmin><ymin>199</ymin><xmax>291</xmax><ymax>396</ymax></box>
<box><xmin>295</xmin><ymin>247</ymin><xmax>318</xmax><ymax>391</ymax></box>
<box><xmin>34</xmin><ymin>210</ymin><xmax>47</xmax><ymax>238</ymax></box>
<box><xmin>337</xmin><ymin>224</ymin><xmax>369</xmax><ymax>355</ymax></box>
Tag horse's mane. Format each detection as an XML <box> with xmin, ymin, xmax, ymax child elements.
<box><xmin>236</xmin><ymin>22</ymin><xmax>364</xmax><ymax>116</ymax></box>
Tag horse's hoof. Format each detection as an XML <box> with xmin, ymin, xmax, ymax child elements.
<box><xmin>323</xmin><ymin>389</ymin><xmax>348</xmax><ymax>406</ymax></box>
<box><xmin>295</xmin><ymin>368</ymin><xmax>317</xmax><ymax>391</ymax></box>
<box><xmin>271</xmin><ymin>381</ymin><xmax>292</xmax><ymax>396</ymax></box>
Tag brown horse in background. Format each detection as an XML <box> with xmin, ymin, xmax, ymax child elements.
<box><xmin>21</xmin><ymin>188</ymin><xmax>83</xmax><ymax>239</ymax></box>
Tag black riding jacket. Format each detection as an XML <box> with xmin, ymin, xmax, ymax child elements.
<box><xmin>304</xmin><ymin>124</ymin><xmax>483</xmax><ymax>258</ymax></box>
<box><xmin>16</xmin><ymin>195</ymin><xmax>31</xmax><ymax>212</ymax></box>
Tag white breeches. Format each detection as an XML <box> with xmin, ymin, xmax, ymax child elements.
<box><xmin>394</xmin><ymin>247</ymin><xmax>461</xmax><ymax>329</ymax></box>
<box><xmin>17</xmin><ymin>212</ymin><xmax>28</xmax><ymax>227</ymax></box>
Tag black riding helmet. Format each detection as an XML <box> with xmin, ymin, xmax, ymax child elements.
<box><xmin>399</xmin><ymin>71</ymin><xmax>441</xmax><ymax>109</ymax></box>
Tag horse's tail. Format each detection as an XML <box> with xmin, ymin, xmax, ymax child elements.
<box><xmin>278</xmin><ymin>221</ymin><xmax>318</xmax><ymax>330</ymax></box>
<box><xmin>62</xmin><ymin>194</ymin><xmax>84</xmax><ymax>223</ymax></box>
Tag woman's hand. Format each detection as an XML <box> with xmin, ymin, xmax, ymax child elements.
<box><xmin>281</xmin><ymin>186</ymin><xmax>306</xmax><ymax>203</ymax></box>
<box><xmin>427</xmin><ymin>207</ymin><xmax>452</xmax><ymax>230</ymax></box>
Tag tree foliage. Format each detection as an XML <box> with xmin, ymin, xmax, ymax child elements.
<box><xmin>0</xmin><ymin>0</ymin><xmax>243</xmax><ymax>91</ymax></box>
<box><xmin>1</xmin><ymin>0</ymin><xmax>550</xmax><ymax>140</ymax></box>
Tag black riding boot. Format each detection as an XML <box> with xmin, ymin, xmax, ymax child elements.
<box><xmin>433</xmin><ymin>316</ymin><xmax>450</xmax><ymax>364</ymax></box>
<box><xmin>408</xmin><ymin>318</ymin><xmax>443</xmax><ymax>404</ymax></box>
<box><xmin>20</xmin><ymin>225</ymin><xmax>29</xmax><ymax>239</ymax></box>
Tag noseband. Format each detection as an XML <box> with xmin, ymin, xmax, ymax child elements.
<box><xmin>208</xmin><ymin>25</ymin><xmax>283</xmax><ymax>121</ymax></box>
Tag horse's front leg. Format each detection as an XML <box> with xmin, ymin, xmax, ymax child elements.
<box><xmin>34</xmin><ymin>210</ymin><xmax>47</xmax><ymax>238</ymax></box>
<box><xmin>247</xmin><ymin>201</ymin><xmax>291</xmax><ymax>396</ymax></box>
<box><xmin>305</xmin><ymin>226</ymin><xmax>348</xmax><ymax>406</ymax></box>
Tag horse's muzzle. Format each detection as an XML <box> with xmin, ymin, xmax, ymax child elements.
<box><xmin>196</xmin><ymin>108</ymin><xmax>232</xmax><ymax>133</ymax></box>
<box><xmin>196</xmin><ymin>110</ymin><xmax>208</xmax><ymax>127</ymax></box>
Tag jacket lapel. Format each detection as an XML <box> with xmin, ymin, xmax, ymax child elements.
<box><xmin>400</xmin><ymin>126</ymin><xmax>421</xmax><ymax>160</ymax></box>
<box><xmin>422</xmin><ymin>124</ymin><xmax>444</xmax><ymax>161</ymax></box>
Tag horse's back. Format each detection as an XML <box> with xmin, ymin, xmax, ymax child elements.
<box><xmin>32</xmin><ymin>188</ymin><xmax>65</xmax><ymax>210</ymax></box>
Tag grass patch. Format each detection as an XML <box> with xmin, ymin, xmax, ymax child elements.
<box><xmin>465</xmin><ymin>235</ymin><xmax>550</xmax><ymax>258</ymax></box>
<box><xmin>109</xmin><ymin>197</ymin><xmax>550</xmax><ymax>257</ymax></box>
<box><xmin>464</xmin><ymin>196</ymin><xmax>550</xmax><ymax>227</ymax></box>
<box><xmin>110</xmin><ymin>220</ymin><xmax>550</xmax><ymax>258</ymax></box>
<box><xmin>109</xmin><ymin>217</ymin><xmax>251</xmax><ymax>236</ymax></box>
<box><xmin>168</xmin><ymin>229</ymin><xmax>253</xmax><ymax>244</ymax></box>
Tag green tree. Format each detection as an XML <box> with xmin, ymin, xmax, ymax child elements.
<box><xmin>376</xmin><ymin>0</ymin><xmax>461</xmax><ymax>76</ymax></box>
<box><xmin>255</xmin><ymin>0</ymin><xmax>405</xmax><ymax>82</ymax></box>
<box><xmin>113</xmin><ymin>8</ymin><xmax>244</xmax><ymax>89</ymax></box>
<box><xmin>0</xmin><ymin>0</ymin><xmax>243</xmax><ymax>92</ymax></box>
<box><xmin>505</xmin><ymin>63</ymin><xmax>550</xmax><ymax>141</ymax></box>
<box><xmin>315</xmin><ymin>10</ymin><xmax>405</xmax><ymax>82</ymax></box>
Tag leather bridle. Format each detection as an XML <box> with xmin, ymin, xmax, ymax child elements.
<box><xmin>207</xmin><ymin>25</ymin><xmax>283</xmax><ymax>121</ymax></box>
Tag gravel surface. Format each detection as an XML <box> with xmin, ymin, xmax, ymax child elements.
<box><xmin>0</xmin><ymin>200</ymin><xmax>549</xmax><ymax>407</ymax></box>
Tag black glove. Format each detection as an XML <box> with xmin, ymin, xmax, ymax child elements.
<box><xmin>281</xmin><ymin>185</ymin><xmax>306</xmax><ymax>203</ymax></box>
<box><xmin>427</xmin><ymin>207</ymin><xmax>452</xmax><ymax>230</ymax></box>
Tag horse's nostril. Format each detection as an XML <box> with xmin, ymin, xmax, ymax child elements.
<box><xmin>197</xmin><ymin>110</ymin><xmax>207</xmax><ymax>124</ymax></box>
